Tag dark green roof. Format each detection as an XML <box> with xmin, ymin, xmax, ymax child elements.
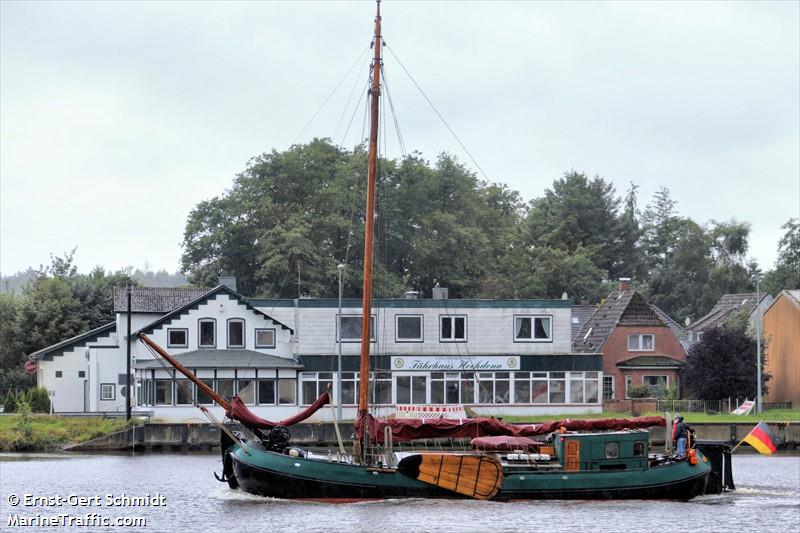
<box><xmin>616</xmin><ymin>356</ymin><xmax>684</xmax><ymax>368</ymax></box>
<box><xmin>247</xmin><ymin>298</ymin><xmax>572</xmax><ymax>309</ymax></box>
<box><xmin>135</xmin><ymin>349</ymin><xmax>301</xmax><ymax>369</ymax></box>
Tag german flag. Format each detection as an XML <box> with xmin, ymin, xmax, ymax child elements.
<box><xmin>742</xmin><ymin>421</ymin><xmax>779</xmax><ymax>455</ymax></box>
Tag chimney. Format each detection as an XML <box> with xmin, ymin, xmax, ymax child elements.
<box><xmin>618</xmin><ymin>277</ymin><xmax>631</xmax><ymax>292</ymax></box>
<box><xmin>404</xmin><ymin>291</ymin><xmax>419</xmax><ymax>300</ymax></box>
<box><xmin>219</xmin><ymin>276</ymin><xmax>237</xmax><ymax>292</ymax></box>
<box><xmin>432</xmin><ymin>286</ymin><xmax>449</xmax><ymax>300</ymax></box>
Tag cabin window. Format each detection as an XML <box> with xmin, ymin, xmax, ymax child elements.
<box><xmin>371</xmin><ymin>372</ymin><xmax>392</xmax><ymax>405</ymax></box>
<box><xmin>167</xmin><ymin>328</ymin><xmax>188</xmax><ymax>348</ymax></box>
<box><xmin>514</xmin><ymin>315</ymin><xmax>552</xmax><ymax>342</ymax></box>
<box><xmin>258</xmin><ymin>379</ymin><xmax>275</xmax><ymax>404</ymax></box>
<box><xmin>100</xmin><ymin>383</ymin><xmax>115</xmax><ymax>401</ymax></box>
<box><xmin>338</xmin><ymin>315</ymin><xmax>376</xmax><ymax>342</ymax></box>
<box><xmin>603</xmin><ymin>376</ymin><xmax>615</xmax><ymax>400</ymax></box>
<box><xmin>633</xmin><ymin>442</ymin><xmax>646</xmax><ymax>457</ymax></box>
<box><xmin>197</xmin><ymin>379</ymin><xmax>214</xmax><ymax>405</ymax></box>
<box><xmin>237</xmin><ymin>379</ymin><xmax>256</xmax><ymax>404</ymax></box>
<box><xmin>549</xmin><ymin>372</ymin><xmax>566</xmax><ymax>403</ymax></box>
<box><xmin>340</xmin><ymin>372</ymin><xmax>358</xmax><ymax>404</ymax></box>
<box><xmin>440</xmin><ymin>315</ymin><xmax>467</xmax><ymax>342</ymax></box>
<box><xmin>199</xmin><ymin>319</ymin><xmax>216</xmax><ymax>348</ymax></box>
<box><xmin>301</xmin><ymin>372</ymin><xmax>333</xmax><ymax>405</ymax></box>
<box><xmin>605</xmin><ymin>442</ymin><xmax>619</xmax><ymax>459</ymax></box>
<box><xmin>175</xmin><ymin>379</ymin><xmax>193</xmax><ymax>405</ymax></box>
<box><xmin>396</xmin><ymin>315</ymin><xmax>423</xmax><ymax>342</ymax></box>
<box><xmin>155</xmin><ymin>380</ymin><xmax>173</xmax><ymax>405</ymax></box>
<box><xmin>628</xmin><ymin>334</ymin><xmax>654</xmax><ymax>351</ymax></box>
<box><xmin>227</xmin><ymin>319</ymin><xmax>245</xmax><ymax>348</ymax></box>
<box><xmin>278</xmin><ymin>378</ymin><xmax>296</xmax><ymax>404</ymax></box>
<box><xmin>255</xmin><ymin>328</ymin><xmax>276</xmax><ymax>348</ymax></box>
<box><xmin>395</xmin><ymin>375</ymin><xmax>427</xmax><ymax>404</ymax></box>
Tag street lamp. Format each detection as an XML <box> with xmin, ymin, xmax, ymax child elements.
<box><xmin>337</xmin><ymin>263</ymin><xmax>345</xmax><ymax>421</ymax></box>
<box><xmin>756</xmin><ymin>275</ymin><xmax>762</xmax><ymax>413</ymax></box>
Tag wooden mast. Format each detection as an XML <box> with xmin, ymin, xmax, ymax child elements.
<box><xmin>354</xmin><ymin>0</ymin><xmax>382</xmax><ymax>457</ymax></box>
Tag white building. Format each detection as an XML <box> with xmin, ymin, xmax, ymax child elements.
<box><xmin>33</xmin><ymin>282</ymin><xmax>603</xmax><ymax>421</ymax></box>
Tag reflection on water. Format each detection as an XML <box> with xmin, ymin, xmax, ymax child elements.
<box><xmin>1</xmin><ymin>453</ymin><xmax>798</xmax><ymax>532</ymax></box>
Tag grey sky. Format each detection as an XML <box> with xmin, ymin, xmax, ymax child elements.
<box><xmin>1</xmin><ymin>1</ymin><xmax>798</xmax><ymax>277</ymax></box>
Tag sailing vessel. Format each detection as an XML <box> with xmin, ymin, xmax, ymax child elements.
<box><xmin>137</xmin><ymin>0</ymin><xmax>716</xmax><ymax>501</ymax></box>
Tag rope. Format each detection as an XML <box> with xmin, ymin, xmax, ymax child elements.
<box><xmin>385</xmin><ymin>44</ymin><xmax>489</xmax><ymax>182</ymax></box>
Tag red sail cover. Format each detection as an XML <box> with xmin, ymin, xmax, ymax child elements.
<box><xmin>227</xmin><ymin>392</ymin><xmax>330</xmax><ymax>429</ymax></box>
<box><xmin>360</xmin><ymin>414</ymin><xmax>665</xmax><ymax>443</ymax></box>
<box><xmin>471</xmin><ymin>436</ymin><xmax>541</xmax><ymax>452</ymax></box>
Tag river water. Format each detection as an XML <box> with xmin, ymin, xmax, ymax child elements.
<box><xmin>1</xmin><ymin>452</ymin><xmax>798</xmax><ymax>532</ymax></box>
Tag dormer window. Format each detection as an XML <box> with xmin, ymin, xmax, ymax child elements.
<box><xmin>514</xmin><ymin>315</ymin><xmax>552</xmax><ymax>342</ymax></box>
<box><xmin>199</xmin><ymin>319</ymin><xmax>216</xmax><ymax>348</ymax></box>
<box><xmin>628</xmin><ymin>334</ymin><xmax>654</xmax><ymax>351</ymax></box>
<box><xmin>227</xmin><ymin>319</ymin><xmax>245</xmax><ymax>348</ymax></box>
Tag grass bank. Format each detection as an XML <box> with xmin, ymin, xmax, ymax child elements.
<box><xmin>0</xmin><ymin>414</ymin><xmax>132</xmax><ymax>452</ymax></box>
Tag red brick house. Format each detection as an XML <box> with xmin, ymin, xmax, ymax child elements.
<box><xmin>574</xmin><ymin>280</ymin><xmax>688</xmax><ymax>401</ymax></box>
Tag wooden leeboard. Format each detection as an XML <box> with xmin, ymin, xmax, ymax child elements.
<box><xmin>398</xmin><ymin>454</ymin><xmax>503</xmax><ymax>500</ymax></box>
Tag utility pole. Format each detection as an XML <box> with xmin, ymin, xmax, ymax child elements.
<box><xmin>756</xmin><ymin>276</ymin><xmax>762</xmax><ymax>414</ymax></box>
<box><xmin>126</xmin><ymin>283</ymin><xmax>132</xmax><ymax>421</ymax></box>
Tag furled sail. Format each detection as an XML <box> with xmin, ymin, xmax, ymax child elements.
<box><xmin>228</xmin><ymin>392</ymin><xmax>330</xmax><ymax>429</ymax></box>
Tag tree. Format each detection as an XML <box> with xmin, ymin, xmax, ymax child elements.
<box><xmin>523</xmin><ymin>171</ymin><xmax>622</xmax><ymax>277</ymax></box>
<box><xmin>27</xmin><ymin>387</ymin><xmax>51</xmax><ymax>413</ymax></box>
<box><xmin>763</xmin><ymin>218</ymin><xmax>800</xmax><ymax>295</ymax></box>
<box><xmin>681</xmin><ymin>326</ymin><xmax>769</xmax><ymax>400</ymax></box>
<box><xmin>3</xmin><ymin>391</ymin><xmax>17</xmax><ymax>413</ymax></box>
<box><xmin>640</xmin><ymin>186</ymin><xmax>680</xmax><ymax>271</ymax></box>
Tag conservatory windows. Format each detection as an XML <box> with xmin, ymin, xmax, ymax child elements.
<box><xmin>514</xmin><ymin>315</ymin><xmax>552</xmax><ymax>342</ymax></box>
<box><xmin>301</xmin><ymin>372</ymin><xmax>333</xmax><ymax>405</ymax></box>
<box><xmin>278</xmin><ymin>378</ymin><xmax>296</xmax><ymax>405</ymax></box>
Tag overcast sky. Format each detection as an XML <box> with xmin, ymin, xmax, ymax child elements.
<box><xmin>2</xmin><ymin>1</ymin><xmax>798</xmax><ymax>277</ymax></box>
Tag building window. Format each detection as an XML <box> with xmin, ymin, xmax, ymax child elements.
<box><xmin>278</xmin><ymin>378</ymin><xmax>296</xmax><ymax>405</ymax></box>
<box><xmin>440</xmin><ymin>315</ymin><xmax>467</xmax><ymax>342</ymax></box>
<box><xmin>78</xmin><ymin>371</ymin><xmax>86</xmax><ymax>378</ymax></box>
<box><xmin>628</xmin><ymin>334</ymin><xmax>654</xmax><ymax>351</ymax></box>
<box><xmin>514</xmin><ymin>315</ymin><xmax>552</xmax><ymax>342</ymax></box>
<box><xmin>477</xmin><ymin>372</ymin><xmax>510</xmax><ymax>403</ymax></box>
<box><xmin>549</xmin><ymin>372</ymin><xmax>566</xmax><ymax>403</ymax></box>
<box><xmin>199</xmin><ymin>319</ymin><xmax>216</xmax><ymax>348</ymax></box>
<box><xmin>167</xmin><ymin>328</ymin><xmax>188</xmax><ymax>348</ymax></box>
<box><xmin>371</xmin><ymin>372</ymin><xmax>392</xmax><ymax>405</ymax></box>
<box><xmin>396</xmin><ymin>375</ymin><xmax>427</xmax><ymax>404</ymax></box>
<box><xmin>217</xmin><ymin>379</ymin><xmax>234</xmax><ymax>401</ymax></box>
<box><xmin>300</xmin><ymin>372</ymin><xmax>332</xmax><ymax>405</ymax></box>
<box><xmin>340</xmin><ymin>372</ymin><xmax>358</xmax><ymax>404</ymax></box>
<box><xmin>338</xmin><ymin>315</ymin><xmax>376</xmax><ymax>342</ymax></box>
<box><xmin>255</xmin><ymin>328</ymin><xmax>276</xmax><ymax>349</ymax></box>
<box><xmin>100</xmin><ymin>383</ymin><xmax>115</xmax><ymax>401</ymax></box>
<box><xmin>603</xmin><ymin>376</ymin><xmax>615</xmax><ymax>400</ymax></box>
<box><xmin>155</xmin><ymin>380</ymin><xmax>173</xmax><ymax>405</ymax></box>
<box><xmin>642</xmin><ymin>375</ymin><xmax>668</xmax><ymax>397</ymax></box>
<box><xmin>237</xmin><ymin>378</ymin><xmax>256</xmax><ymax>404</ymax></box>
<box><xmin>197</xmin><ymin>379</ymin><xmax>214</xmax><ymax>405</ymax></box>
<box><xmin>176</xmin><ymin>379</ymin><xmax>193</xmax><ymax>405</ymax></box>
<box><xmin>258</xmin><ymin>379</ymin><xmax>275</xmax><ymax>405</ymax></box>
<box><xmin>55</xmin><ymin>371</ymin><xmax>62</xmax><ymax>378</ymax></box>
<box><xmin>431</xmin><ymin>372</ymin><xmax>464</xmax><ymax>404</ymax></box>
<box><xmin>396</xmin><ymin>315</ymin><xmax>423</xmax><ymax>342</ymax></box>
<box><xmin>227</xmin><ymin>319</ymin><xmax>245</xmax><ymax>348</ymax></box>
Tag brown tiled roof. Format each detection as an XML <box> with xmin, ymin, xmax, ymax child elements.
<box><xmin>688</xmin><ymin>293</ymin><xmax>770</xmax><ymax>332</ymax></box>
<box><xmin>113</xmin><ymin>287</ymin><xmax>208</xmax><ymax>313</ymax></box>
<box><xmin>574</xmin><ymin>290</ymin><xmax>687</xmax><ymax>352</ymax></box>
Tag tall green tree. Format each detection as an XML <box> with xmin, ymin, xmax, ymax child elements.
<box><xmin>763</xmin><ymin>218</ymin><xmax>800</xmax><ymax>294</ymax></box>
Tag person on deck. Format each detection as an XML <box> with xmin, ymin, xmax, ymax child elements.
<box><xmin>674</xmin><ymin>415</ymin><xmax>692</xmax><ymax>458</ymax></box>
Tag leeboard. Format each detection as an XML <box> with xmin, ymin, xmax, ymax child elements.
<box><xmin>398</xmin><ymin>453</ymin><xmax>503</xmax><ymax>500</ymax></box>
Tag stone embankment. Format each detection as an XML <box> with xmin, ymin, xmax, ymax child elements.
<box><xmin>65</xmin><ymin>421</ymin><xmax>799</xmax><ymax>452</ymax></box>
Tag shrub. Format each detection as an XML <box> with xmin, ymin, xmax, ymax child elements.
<box><xmin>3</xmin><ymin>391</ymin><xmax>17</xmax><ymax>413</ymax></box>
<box><xmin>628</xmin><ymin>384</ymin><xmax>654</xmax><ymax>398</ymax></box>
<box><xmin>27</xmin><ymin>387</ymin><xmax>51</xmax><ymax>413</ymax></box>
